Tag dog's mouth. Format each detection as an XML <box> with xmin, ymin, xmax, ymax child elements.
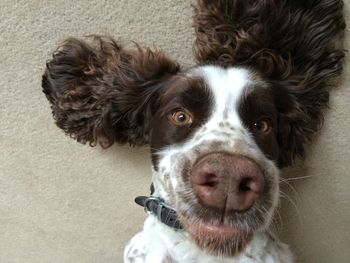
<box><xmin>174</xmin><ymin>187</ymin><xmax>275</xmax><ymax>257</ymax></box>
<box><xmin>178</xmin><ymin>214</ymin><xmax>253</xmax><ymax>257</ymax></box>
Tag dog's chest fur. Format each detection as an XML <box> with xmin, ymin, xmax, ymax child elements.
<box><xmin>124</xmin><ymin>216</ymin><xmax>293</xmax><ymax>263</ymax></box>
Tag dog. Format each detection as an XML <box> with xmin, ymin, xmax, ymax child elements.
<box><xmin>42</xmin><ymin>1</ymin><xmax>345</xmax><ymax>262</ymax></box>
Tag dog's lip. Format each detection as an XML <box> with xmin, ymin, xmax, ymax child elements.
<box><xmin>198</xmin><ymin>222</ymin><xmax>245</xmax><ymax>235</ymax></box>
<box><xmin>185</xmin><ymin>220</ymin><xmax>250</xmax><ymax>237</ymax></box>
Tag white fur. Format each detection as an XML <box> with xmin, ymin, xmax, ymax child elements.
<box><xmin>124</xmin><ymin>66</ymin><xmax>293</xmax><ymax>262</ymax></box>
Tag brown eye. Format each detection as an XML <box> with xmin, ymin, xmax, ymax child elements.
<box><xmin>253</xmin><ymin>119</ymin><xmax>272</xmax><ymax>135</ymax></box>
<box><xmin>169</xmin><ymin>109</ymin><xmax>193</xmax><ymax>126</ymax></box>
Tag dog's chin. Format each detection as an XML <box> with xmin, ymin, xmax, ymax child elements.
<box><xmin>179</xmin><ymin>216</ymin><xmax>253</xmax><ymax>257</ymax></box>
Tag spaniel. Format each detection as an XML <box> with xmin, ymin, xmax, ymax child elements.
<box><xmin>42</xmin><ymin>1</ymin><xmax>345</xmax><ymax>262</ymax></box>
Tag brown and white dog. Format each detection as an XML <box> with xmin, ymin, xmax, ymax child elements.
<box><xmin>42</xmin><ymin>1</ymin><xmax>345</xmax><ymax>262</ymax></box>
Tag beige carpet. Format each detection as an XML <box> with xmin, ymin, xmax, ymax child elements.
<box><xmin>1</xmin><ymin>0</ymin><xmax>349</xmax><ymax>262</ymax></box>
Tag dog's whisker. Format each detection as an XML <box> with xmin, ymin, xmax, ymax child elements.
<box><xmin>279</xmin><ymin>190</ymin><xmax>303</xmax><ymax>226</ymax></box>
<box><xmin>281</xmin><ymin>175</ymin><xmax>315</xmax><ymax>182</ymax></box>
<box><xmin>279</xmin><ymin>178</ymin><xmax>302</xmax><ymax>202</ymax></box>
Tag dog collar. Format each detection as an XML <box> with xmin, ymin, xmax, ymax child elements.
<box><xmin>134</xmin><ymin>186</ymin><xmax>183</xmax><ymax>230</ymax></box>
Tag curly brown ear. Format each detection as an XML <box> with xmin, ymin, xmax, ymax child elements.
<box><xmin>193</xmin><ymin>0</ymin><xmax>345</xmax><ymax>167</ymax></box>
<box><xmin>42</xmin><ymin>36</ymin><xmax>180</xmax><ymax>147</ymax></box>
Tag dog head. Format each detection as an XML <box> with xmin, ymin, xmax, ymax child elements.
<box><xmin>42</xmin><ymin>0</ymin><xmax>345</xmax><ymax>258</ymax></box>
<box><xmin>150</xmin><ymin>66</ymin><xmax>281</xmax><ymax>255</ymax></box>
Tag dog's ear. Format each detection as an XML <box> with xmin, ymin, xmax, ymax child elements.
<box><xmin>42</xmin><ymin>36</ymin><xmax>180</xmax><ymax>147</ymax></box>
<box><xmin>193</xmin><ymin>0</ymin><xmax>345</xmax><ymax>167</ymax></box>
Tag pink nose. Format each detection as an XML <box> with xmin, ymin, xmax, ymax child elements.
<box><xmin>192</xmin><ymin>154</ymin><xmax>264</xmax><ymax>212</ymax></box>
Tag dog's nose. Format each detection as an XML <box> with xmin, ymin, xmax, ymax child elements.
<box><xmin>191</xmin><ymin>154</ymin><xmax>264</xmax><ymax>212</ymax></box>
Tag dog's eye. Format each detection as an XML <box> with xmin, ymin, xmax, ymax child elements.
<box><xmin>169</xmin><ymin>109</ymin><xmax>193</xmax><ymax>126</ymax></box>
<box><xmin>253</xmin><ymin>119</ymin><xmax>272</xmax><ymax>135</ymax></box>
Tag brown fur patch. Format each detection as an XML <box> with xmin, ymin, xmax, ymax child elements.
<box><xmin>149</xmin><ymin>76</ymin><xmax>213</xmax><ymax>168</ymax></box>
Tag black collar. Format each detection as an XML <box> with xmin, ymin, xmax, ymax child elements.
<box><xmin>134</xmin><ymin>185</ymin><xmax>183</xmax><ymax>230</ymax></box>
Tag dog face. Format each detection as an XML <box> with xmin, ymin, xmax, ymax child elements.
<box><xmin>42</xmin><ymin>0</ymin><xmax>345</xmax><ymax>259</ymax></box>
<box><xmin>149</xmin><ymin>66</ymin><xmax>280</xmax><ymax>256</ymax></box>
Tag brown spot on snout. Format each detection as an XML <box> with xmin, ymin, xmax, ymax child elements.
<box><xmin>192</xmin><ymin>153</ymin><xmax>264</xmax><ymax>213</ymax></box>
